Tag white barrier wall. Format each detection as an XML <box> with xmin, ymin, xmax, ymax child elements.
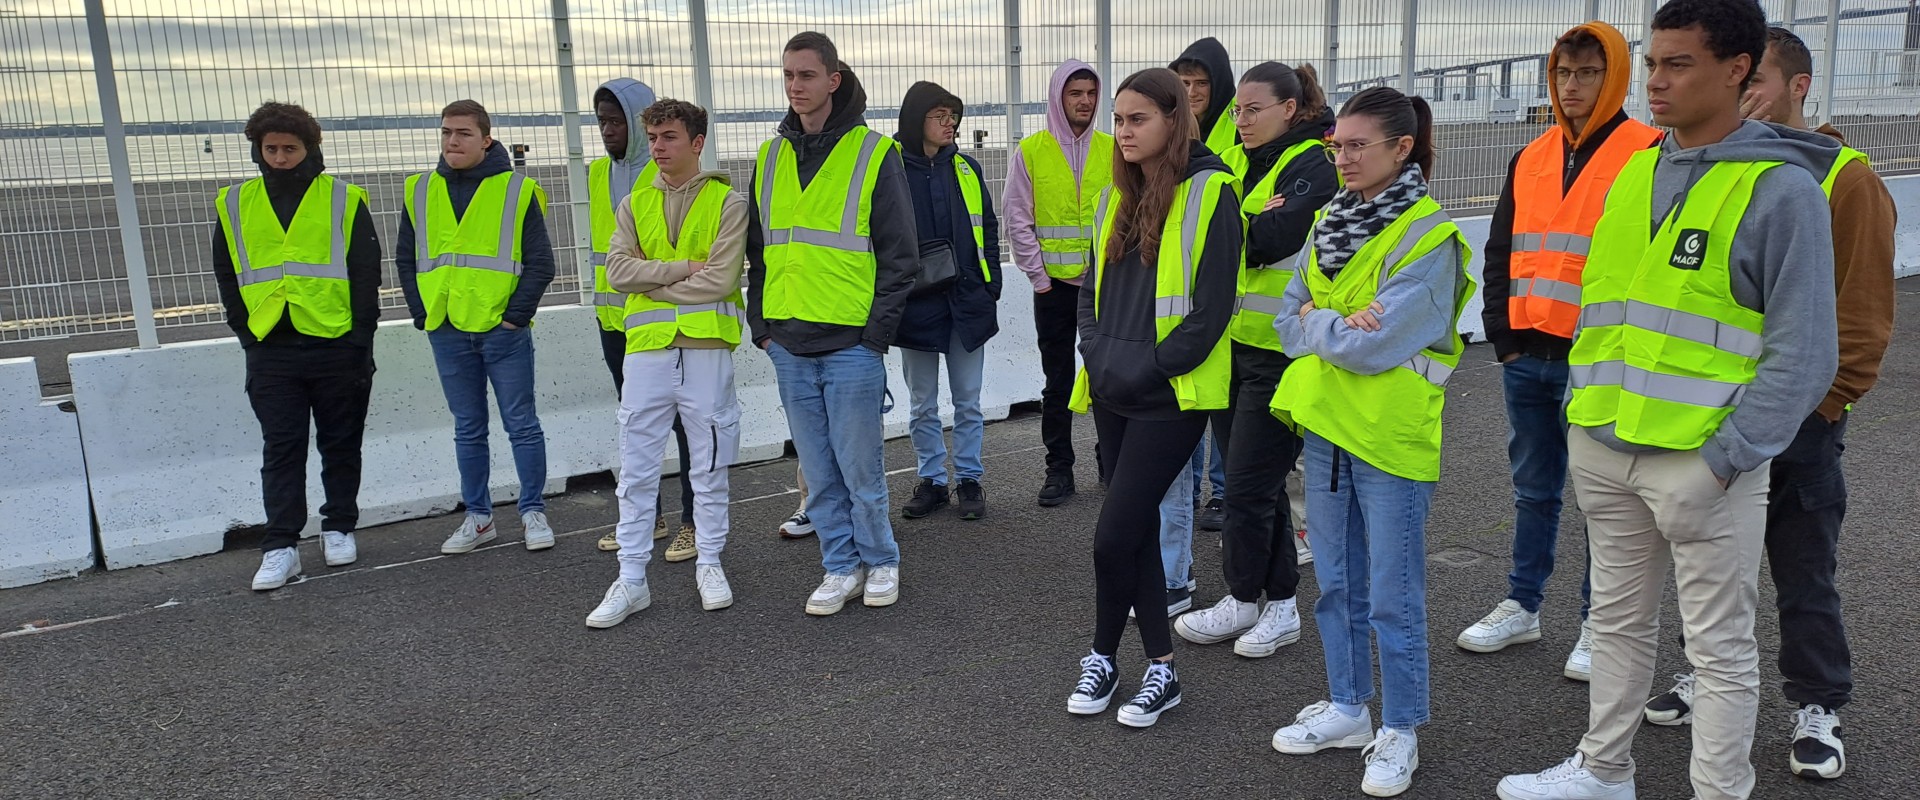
<box><xmin>0</xmin><ymin>357</ymin><xmax>93</xmax><ymax>588</ymax></box>
<box><xmin>1890</xmin><ymin>175</ymin><xmax>1920</xmax><ymax>280</ymax></box>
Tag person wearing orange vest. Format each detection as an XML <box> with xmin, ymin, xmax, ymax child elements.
<box><xmin>213</xmin><ymin>102</ymin><xmax>383</xmax><ymax>591</ymax></box>
<box><xmin>1460</xmin><ymin>21</ymin><xmax>1663</xmax><ymax>678</ymax></box>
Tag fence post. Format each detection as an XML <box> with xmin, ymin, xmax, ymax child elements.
<box><xmin>689</xmin><ymin>0</ymin><xmax>719</xmax><ymax>170</ymax></box>
<box><xmin>1822</xmin><ymin>0</ymin><xmax>1844</xmax><ymax>124</ymax></box>
<box><xmin>1584</xmin><ymin>0</ymin><xmax>1600</xmax><ymax>21</ymax></box>
<box><xmin>1096</xmin><ymin>0</ymin><xmax>1113</xmax><ymax>134</ymax></box>
<box><xmin>1634</xmin><ymin>0</ymin><xmax>1657</xmax><ymax>118</ymax></box>
<box><xmin>1325</xmin><ymin>0</ymin><xmax>1341</xmax><ymax>101</ymax></box>
<box><xmin>549</xmin><ymin>0</ymin><xmax>595</xmax><ymax>303</ymax></box>
<box><xmin>1400</xmin><ymin>0</ymin><xmax>1418</xmax><ymax>96</ymax></box>
<box><xmin>83</xmin><ymin>0</ymin><xmax>158</xmax><ymax>350</ymax></box>
<box><xmin>1785</xmin><ymin>0</ymin><xmax>1800</xmax><ymax>30</ymax></box>
<box><xmin>1005</xmin><ymin>0</ymin><xmax>1023</xmax><ymax>147</ymax></box>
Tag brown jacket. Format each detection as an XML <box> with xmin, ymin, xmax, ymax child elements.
<box><xmin>1814</xmin><ymin>124</ymin><xmax>1898</xmax><ymax>421</ymax></box>
<box><xmin>605</xmin><ymin>169</ymin><xmax>750</xmax><ymax>350</ymax></box>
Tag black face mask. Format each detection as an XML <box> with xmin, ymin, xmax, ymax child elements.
<box><xmin>253</xmin><ymin>140</ymin><xmax>326</xmax><ymax>189</ymax></box>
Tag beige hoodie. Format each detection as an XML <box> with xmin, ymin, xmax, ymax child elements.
<box><xmin>604</xmin><ymin>168</ymin><xmax>749</xmax><ymax>349</ymax></box>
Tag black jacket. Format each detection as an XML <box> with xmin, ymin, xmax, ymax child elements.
<box><xmin>892</xmin><ymin>81</ymin><xmax>1002</xmax><ymax>353</ymax></box>
<box><xmin>395</xmin><ymin>141</ymin><xmax>557</xmax><ymax>330</ymax></box>
<box><xmin>1172</xmin><ymin>38</ymin><xmax>1236</xmax><ymax>137</ymax></box>
<box><xmin>1242</xmin><ymin>108</ymin><xmax>1339</xmax><ymax>267</ymax></box>
<box><xmin>211</xmin><ymin>145</ymin><xmax>383</xmax><ymax>368</ymax></box>
<box><xmin>1078</xmin><ymin>141</ymin><xmax>1242</xmax><ymax>420</ymax></box>
<box><xmin>1481</xmin><ymin>110</ymin><xmax>1638</xmax><ymax>361</ymax></box>
<box><xmin>745</xmin><ymin>65</ymin><xmax>920</xmax><ymax>356</ymax></box>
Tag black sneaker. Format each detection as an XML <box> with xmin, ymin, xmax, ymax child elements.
<box><xmin>1131</xmin><ymin>586</ymin><xmax>1192</xmax><ymax>620</ymax></box>
<box><xmin>955</xmin><ymin>478</ymin><xmax>987</xmax><ymax>520</ymax></box>
<box><xmin>1643</xmin><ymin>672</ymin><xmax>1695</xmax><ymax>726</ymax></box>
<box><xmin>901</xmin><ymin>478</ymin><xmax>949</xmax><ymax>519</ymax></box>
<box><xmin>1197</xmin><ymin>497</ymin><xmax>1225</xmax><ymax>531</ymax></box>
<box><xmin>1790</xmin><ymin>705</ymin><xmax>1846</xmax><ymax>779</ymax></box>
<box><xmin>1116</xmin><ymin>660</ymin><xmax>1182</xmax><ymax>727</ymax></box>
<box><xmin>1037</xmin><ymin>471</ymin><xmax>1076</xmax><ymax>507</ymax></box>
<box><xmin>1067</xmin><ymin>651</ymin><xmax>1119</xmax><ymax>715</ymax></box>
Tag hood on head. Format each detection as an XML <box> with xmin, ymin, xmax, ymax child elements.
<box><xmin>593</xmin><ymin>77</ymin><xmax>656</xmax><ymax>168</ymax></box>
<box><xmin>779</xmin><ymin>62</ymin><xmax>870</xmax><ymax>141</ymax></box>
<box><xmin>897</xmin><ymin>81</ymin><xmax>963</xmax><ymax>157</ymax></box>
<box><xmin>436</xmin><ymin>139</ymin><xmax>513</xmax><ymax>180</ymax></box>
<box><xmin>1171</xmin><ymin>37</ymin><xmax>1235</xmax><ymax>132</ymax></box>
<box><xmin>1550</xmin><ymin>21</ymin><xmax>1634</xmax><ymax>148</ymax></box>
<box><xmin>1046</xmin><ymin>59</ymin><xmax>1101</xmax><ymax>143</ymax></box>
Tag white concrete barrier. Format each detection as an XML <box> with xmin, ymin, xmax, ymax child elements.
<box><xmin>0</xmin><ymin>357</ymin><xmax>93</xmax><ymax>588</ymax></box>
<box><xmin>1889</xmin><ymin>174</ymin><xmax>1920</xmax><ymax>279</ymax></box>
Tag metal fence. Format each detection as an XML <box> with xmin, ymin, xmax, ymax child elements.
<box><xmin>2</xmin><ymin>0</ymin><xmax>1917</xmax><ymax>346</ymax></box>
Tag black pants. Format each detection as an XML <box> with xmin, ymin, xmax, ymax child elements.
<box><xmin>1209</xmin><ymin>343</ymin><xmax>1301</xmax><ymax>602</ymax></box>
<box><xmin>1767</xmin><ymin>411</ymin><xmax>1852</xmax><ymax>710</ymax></box>
<box><xmin>1092</xmin><ymin>406</ymin><xmax>1208</xmax><ymax>659</ymax></box>
<box><xmin>1034</xmin><ymin>281</ymin><xmax>1083</xmax><ymax>476</ymax></box>
<box><xmin>601</xmin><ymin>326</ymin><xmax>694</xmax><ymax>521</ymax></box>
<box><xmin>247</xmin><ymin>350</ymin><xmax>374</xmax><ymax>551</ymax></box>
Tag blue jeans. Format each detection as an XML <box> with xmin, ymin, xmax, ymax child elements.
<box><xmin>899</xmin><ymin>334</ymin><xmax>985</xmax><ymax>485</ymax></box>
<box><xmin>767</xmin><ymin>342</ymin><xmax>898</xmax><ymax>574</ymax></box>
<box><xmin>1159</xmin><ymin>463</ymin><xmax>1194</xmax><ymax>591</ymax></box>
<box><xmin>1189</xmin><ymin>426</ymin><xmax>1226</xmax><ymax>505</ymax></box>
<box><xmin>427</xmin><ymin>325</ymin><xmax>546</xmax><ymax>516</ymax></box>
<box><xmin>1303</xmin><ymin>431</ymin><xmax>1433</xmax><ymax>730</ymax></box>
<box><xmin>1501</xmin><ymin>355</ymin><xmax>1590</xmax><ymax>617</ymax></box>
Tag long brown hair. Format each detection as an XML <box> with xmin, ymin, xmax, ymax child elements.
<box><xmin>1107</xmin><ymin>68</ymin><xmax>1197</xmax><ymax>265</ymax></box>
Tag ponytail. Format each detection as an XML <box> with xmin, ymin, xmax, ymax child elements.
<box><xmin>1408</xmin><ymin>95</ymin><xmax>1435</xmax><ymax>178</ymax></box>
<box><xmin>1290</xmin><ymin>63</ymin><xmax>1327</xmax><ymax>127</ymax></box>
<box><xmin>1338</xmin><ymin>86</ymin><xmax>1439</xmax><ymax>179</ymax></box>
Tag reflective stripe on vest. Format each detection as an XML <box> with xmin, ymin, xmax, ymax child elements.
<box><xmin>1507</xmin><ymin>120</ymin><xmax>1663</xmax><ymax>338</ymax></box>
<box><xmin>1269</xmin><ymin>195</ymin><xmax>1476</xmax><ymax>483</ymax></box>
<box><xmin>589</xmin><ymin>158</ymin><xmax>659</xmax><ymax>329</ymax></box>
<box><xmin>624</xmin><ymin>177</ymin><xmax>743</xmax><ymax>352</ymax></box>
<box><xmin>755</xmin><ymin>127</ymin><xmax>893</xmax><ymax>327</ymax></box>
<box><xmin>954</xmin><ymin>154</ymin><xmax>991</xmax><ymax>281</ymax></box>
<box><xmin>407</xmin><ymin>170</ymin><xmax>541</xmax><ymax>333</ymax></box>
<box><xmin>1820</xmin><ymin>145</ymin><xmax>1869</xmax><ymax>197</ymax></box>
<box><xmin>1228</xmin><ymin>138</ymin><xmax>1328</xmax><ymax>350</ymax></box>
<box><xmin>219</xmin><ymin>175</ymin><xmax>359</xmax><ymax>340</ymax></box>
<box><xmin>1566</xmin><ymin>149</ymin><xmax>1774</xmax><ymax>450</ymax></box>
<box><xmin>1020</xmin><ymin>130</ymin><xmax>1114</xmax><ymax>280</ymax></box>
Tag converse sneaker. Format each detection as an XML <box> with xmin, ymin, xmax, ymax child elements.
<box><xmin>1362</xmin><ymin>728</ymin><xmax>1419</xmax><ymax>797</ymax></box>
<box><xmin>1235</xmin><ymin>597</ymin><xmax>1302</xmax><ymax>658</ymax></box>
<box><xmin>522</xmin><ymin>510</ymin><xmax>555</xmax><ymax>551</ymax></box>
<box><xmin>321</xmin><ymin>531</ymin><xmax>357</xmax><ymax>567</ymax></box>
<box><xmin>1066</xmin><ymin>651</ymin><xmax>1118</xmax><ymax>715</ymax></box>
<box><xmin>695</xmin><ymin>564</ymin><xmax>733</xmax><ymax>611</ymax></box>
<box><xmin>1296</xmin><ymin>528</ymin><xmax>1314</xmax><ymax>565</ymax></box>
<box><xmin>1273</xmin><ymin>701</ymin><xmax>1374</xmax><ymax>754</ymax></box>
<box><xmin>901</xmin><ymin>478</ymin><xmax>949</xmax><ymax>519</ymax></box>
<box><xmin>1789</xmin><ymin>705</ymin><xmax>1845</xmax><ymax>779</ymax></box>
<box><xmin>1174</xmin><ymin>595</ymin><xmax>1260</xmax><ymax>644</ymax></box>
<box><xmin>1115</xmin><ymin>661</ymin><xmax>1181</xmax><ymax>727</ymax></box>
<box><xmin>778</xmin><ymin>507</ymin><xmax>815</xmax><ymax>538</ymax></box>
<box><xmin>863</xmin><ymin>565</ymin><xmax>899</xmax><ymax>607</ymax></box>
<box><xmin>1563</xmin><ymin>620</ymin><xmax>1594</xmax><ymax>681</ymax></box>
<box><xmin>584</xmin><ymin>579</ymin><xmax>651</xmax><ymax>628</ymax></box>
<box><xmin>441</xmin><ymin>514</ymin><xmax>496</xmax><ymax>554</ymax></box>
<box><xmin>805</xmin><ymin>570</ymin><xmax>865</xmax><ymax>616</ymax></box>
<box><xmin>1643</xmin><ymin>672</ymin><xmax>1695</xmax><ymax>726</ymax></box>
<box><xmin>664</xmin><ymin>524</ymin><xmax>697</xmax><ymax>562</ymax></box>
<box><xmin>250</xmin><ymin>547</ymin><xmax>303</xmax><ymax>591</ymax></box>
<box><xmin>1457</xmin><ymin>599</ymin><xmax>1542</xmax><ymax>653</ymax></box>
<box><xmin>1497</xmin><ymin>753</ymin><xmax>1636</xmax><ymax>800</ymax></box>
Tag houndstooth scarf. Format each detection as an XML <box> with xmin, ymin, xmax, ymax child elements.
<box><xmin>1313</xmin><ymin>163</ymin><xmax>1429</xmax><ymax>277</ymax></box>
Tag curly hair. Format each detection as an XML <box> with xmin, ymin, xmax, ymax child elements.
<box><xmin>640</xmin><ymin>98</ymin><xmax>709</xmax><ymax>139</ymax></box>
<box><xmin>243</xmin><ymin>101</ymin><xmax>321</xmax><ymax>148</ymax></box>
<box><xmin>1652</xmin><ymin>0</ymin><xmax>1768</xmax><ymax>89</ymax></box>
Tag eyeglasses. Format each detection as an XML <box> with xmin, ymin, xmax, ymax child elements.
<box><xmin>1231</xmin><ymin>103</ymin><xmax>1275</xmax><ymax>121</ymax></box>
<box><xmin>1324</xmin><ymin>139</ymin><xmax>1398</xmax><ymax>164</ymax></box>
<box><xmin>1553</xmin><ymin>67</ymin><xmax>1605</xmax><ymax>87</ymax></box>
<box><xmin>926</xmin><ymin>111</ymin><xmax>959</xmax><ymax>126</ymax></box>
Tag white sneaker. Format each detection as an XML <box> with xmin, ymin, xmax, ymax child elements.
<box><xmin>1497</xmin><ymin>753</ymin><xmax>1636</xmax><ymax>800</ymax></box>
<box><xmin>1563</xmin><ymin>620</ymin><xmax>1594</xmax><ymax>681</ymax></box>
<box><xmin>440</xmin><ymin>515</ymin><xmax>497</xmax><ymax>554</ymax></box>
<box><xmin>250</xmin><ymin>547</ymin><xmax>302</xmax><ymax>591</ymax></box>
<box><xmin>1296</xmin><ymin>529</ymin><xmax>1313</xmax><ymax>565</ymax></box>
<box><xmin>1790</xmin><ymin>705</ymin><xmax>1846</xmax><ymax>779</ymax></box>
<box><xmin>1362</xmin><ymin>728</ymin><xmax>1419</xmax><ymax>797</ymax></box>
<box><xmin>863</xmin><ymin>565</ymin><xmax>899</xmax><ymax>607</ymax></box>
<box><xmin>1643</xmin><ymin>672</ymin><xmax>1696</xmax><ymax>726</ymax></box>
<box><xmin>696</xmin><ymin>564</ymin><xmax>733</xmax><ymax>611</ymax></box>
<box><xmin>1273</xmin><ymin>700</ymin><xmax>1375</xmax><ymax>754</ymax></box>
<box><xmin>1174</xmin><ymin>595</ymin><xmax>1260</xmax><ymax>644</ymax></box>
<box><xmin>1234</xmin><ymin>597</ymin><xmax>1302</xmax><ymax>658</ymax></box>
<box><xmin>779</xmin><ymin>506</ymin><xmax>815</xmax><ymax>538</ymax></box>
<box><xmin>584</xmin><ymin>579</ymin><xmax>651</xmax><ymax>628</ymax></box>
<box><xmin>1457</xmin><ymin>599</ymin><xmax>1542</xmax><ymax>653</ymax></box>
<box><xmin>321</xmin><ymin>531</ymin><xmax>357</xmax><ymax>567</ymax></box>
<box><xmin>522</xmin><ymin>510</ymin><xmax>555</xmax><ymax>551</ymax></box>
<box><xmin>805</xmin><ymin>570</ymin><xmax>865</xmax><ymax>616</ymax></box>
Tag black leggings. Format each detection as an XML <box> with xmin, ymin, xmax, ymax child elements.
<box><xmin>1092</xmin><ymin>406</ymin><xmax>1209</xmax><ymax>660</ymax></box>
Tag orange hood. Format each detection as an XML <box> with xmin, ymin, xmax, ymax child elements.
<box><xmin>1550</xmin><ymin>20</ymin><xmax>1634</xmax><ymax>149</ymax></box>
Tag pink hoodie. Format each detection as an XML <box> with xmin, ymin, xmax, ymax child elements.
<box><xmin>1004</xmin><ymin>59</ymin><xmax>1100</xmax><ymax>291</ymax></box>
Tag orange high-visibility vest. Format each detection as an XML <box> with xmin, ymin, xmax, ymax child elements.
<box><xmin>1507</xmin><ymin>120</ymin><xmax>1662</xmax><ymax>337</ymax></box>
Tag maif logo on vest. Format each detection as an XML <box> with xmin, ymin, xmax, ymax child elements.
<box><xmin>1669</xmin><ymin>229</ymin><xmax>1708</xmax><ymax>270</ymax></box>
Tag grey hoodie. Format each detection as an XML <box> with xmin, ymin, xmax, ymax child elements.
<box><xmin>1581</xmin><ymin>120</ymin><xmax>1839</xmax><ymax>481</ymax></box>
<box><xmin>593</xmin><ymin>78</ymin><xmax>657</xmax><ymax>201</ymax></box>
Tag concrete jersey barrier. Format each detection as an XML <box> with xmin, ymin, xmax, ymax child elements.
<box><xmin>0</xmin><ymin>357</ymin><xmax>93</xmax><ymax>588</ymax></box>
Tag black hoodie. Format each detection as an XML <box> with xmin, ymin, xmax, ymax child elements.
<box><xmin>1077</xmin><ymin>141</ymin><xmax>1243</xmax><ymax>420</ymax></box>
<box><xmin>1171</xmin><ymin>38</ymin><xmax>1236</xmax><ymax>136</ymax></box>
<box><xmin>1241</xmin><ymin>107</ymin><xmax>1339</xmax><ymax>267</ymax></box>
<box><xmin>395</xmin><ymin>140</ymin><xmax>557</xmax><ymax>330</ymax></box>
<box><xmin>211</xmin><ymin>143</ymin><xmax>383</xmax><ymax>371</ymax></box>
<box><xmin>745</xmin><ymin>65</ymin><xmax>920</xmax><ymax>356</ymax></box>
<box><xmin>893</xmin><ymin>81</ymin><xmax>1002</xmax><ymax>354</ymax></box>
